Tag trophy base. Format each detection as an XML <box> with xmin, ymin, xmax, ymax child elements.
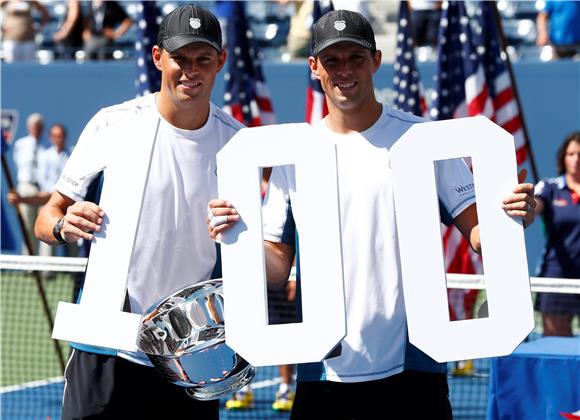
<box><xmin>184</xmin><ymin>361</ymin><xmax>255</xmax><ymax>401</ymax></box>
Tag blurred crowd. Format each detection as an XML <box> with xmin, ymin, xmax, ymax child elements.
<box><xmin>1</xmin><ymin>0</ymin><xmax>578</xmax><ymax>63</ymax></box>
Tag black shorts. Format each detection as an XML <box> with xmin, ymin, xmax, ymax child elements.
<box><xmin>62</xmin><ymin>349</ymin><xmax>219</xmax><ymax>420</ymax></box>
<box><xmin>290</xmin><ymin>370</ymin><xmax>452</xmax><ymax>420</ymax></box>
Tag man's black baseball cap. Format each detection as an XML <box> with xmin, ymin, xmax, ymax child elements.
<box><xmin>311</xmin><ymin>10</ymin><xmax>376</xmax><ymax>56</ymax></box>
<box><xmin>157</xmin><ymin>4</ymin><xmax>222</xmax><ymax>53</ymax></box>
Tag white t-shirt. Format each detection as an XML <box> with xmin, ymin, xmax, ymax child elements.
<box><xmin>55</xmin><ymin>94</ymin><xmax>243</xmax><ymax>363</ymax></box>
<box><xmin>262</xmin><ymin>106</ymin><xmax>476</xmax><ymax>383</ymax></box>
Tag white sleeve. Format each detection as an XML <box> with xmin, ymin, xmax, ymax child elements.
<box><xmin>262</xmin><ymin>165</ymin><xmax>295</xmax><ymax>245</ymax></box>
<box><xmin>54</xmin><ymin>111</ymin><xmax>109</xmax><ymax>201</ymax></box>
<box><xmin>435</xmin><ymin>157</ymin><xmax>476</xmax><ymax>218</ymax></box>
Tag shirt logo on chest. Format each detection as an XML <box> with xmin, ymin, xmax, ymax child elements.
<box><xmin>552</xmin><ymin>198</ymin><xmax>568</xmax><ymax>207</ymax></box>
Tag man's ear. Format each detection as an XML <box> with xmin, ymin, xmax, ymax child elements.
<box><xmin>308</xmin><ymin>56</ymin><xmax>320</xmax><ymax>80</ymax></box>
<box><xmin>216</xmin><ymin>49</ymin><xmax>227</xmax><ymax>72</ymax></box>
<box><xmin>372</xmin><ymin>50</ymin><xmax>382</xmax><ymax>74</ymax></box>
<box><xmin>152</xmin><ymin>45</ymin><xmax>163</xmax><ymax>71</ymax></box>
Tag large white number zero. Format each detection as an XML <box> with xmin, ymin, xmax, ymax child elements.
<box><xmin>217</xmin><ymin>123</ymin><xmax>346</xmax><ymax>367</ymax></box>
<box><xmin>391</xmin><ymin>116</ymin><xmax>534</xmax><ymax>362</ymax></box>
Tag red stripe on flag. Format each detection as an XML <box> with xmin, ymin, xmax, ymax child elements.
<box><xmin>493</xmin><ymin>87</ymin><xmax>514</xmax><ymax>109</ymax></box>
<box><xmin>467</xmin><ymin>86</ymin><xmax>490</xmax><ymax>116</ymax></box>
<box><xmin>228</xmin><ymin>104</ymin><xmax>244</xmax><ymax>124</ymax></box>
<box><xmin>305</xmin><ymin>86</ymin><xmax>315</xmax><ymax>123</ymax></box>
<box><xmin>501</xmin><ymin>115</ymin><xmax>522</xmax><ymax>135</ymax></box>
<box><xmin>445</xmin><ymin>235</ymin><xmax>480</xmax><ymax>321</ymax></box>
<box><xmin>516</xmin><ymin>145</ymin><xmax>527</xmax><ymax>164</ymax></box>
<box><xmin>256</xmin><ymin>96</ymin><xmax>274</xmax><ymax>113</ymax></box>
<box><xmin>447</xmin><ymin>237</ymin><xmax>476</xmax><ymax>275</ymax></box>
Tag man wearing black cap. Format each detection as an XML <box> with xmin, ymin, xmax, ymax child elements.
<box><xmin>35</xmin><ymin>4</ymin><xmax>243</xmax><ymax>419</ymax></box>
<box><xmin>208</xmin><ymin>9</ymin><xmax>535</xmax><ymax>419</ymax></box>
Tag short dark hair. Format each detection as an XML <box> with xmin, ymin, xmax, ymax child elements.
<box><xmin>50</xmin><ymin>123</ymin><xmax>67</xmax><ymax>138</ymax></box>
<box><xmin>556</xmin><ymin>131</ymin><xmax>580</xmax><ymax>175</ymax></box>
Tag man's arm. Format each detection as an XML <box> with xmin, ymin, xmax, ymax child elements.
<box><xmin>453</xmin><ymin>169</ymin><xmax>536</xmax><ymax>253</ymax></box>
<box><xmin>35</xmin><ymin>191</ymin><xmax>104</xmax><ymax>246</ymax></box>
<box><xmin>207</xmin><ymin>199</ymin><xmax>295</xmax><ymax>289</ymax></box>
<box><xmin>536</xmin><ymin>11</ymin><xmax>550</xmax><ymax>46</ymax></box>
<box><xmin>264</xmin><ymin>240</ymin><xmax>295</xmax><ymax>290</ymax></box>
<box><xmin>453</xmin><ymin>203</ymin><xmax>481</xmax><ymax>253</ymax></box>
<box><xmin>7</xmin><ymin>191</ymin><xmax>51</xmax><ymax>206</ymax></box>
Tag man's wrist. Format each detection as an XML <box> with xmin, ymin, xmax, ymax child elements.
<box><xmin>52</xmin><ymin>217</ymin><xmax>69</xmax><ymax>245</ymax></box>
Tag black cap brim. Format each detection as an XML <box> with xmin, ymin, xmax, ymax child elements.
<box><xmin>162</xmin><ymin>34</ymin><xmax>222</xmax><ymax>53</ymax></box>
<box><xmin>312</xmin><ymin>36</ymin><xmax>374</xmax><ymax>56</ymax></box>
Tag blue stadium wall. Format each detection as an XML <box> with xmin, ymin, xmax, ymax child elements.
<box><xmin>2</xmin><ymin>60</ymin><xmax>579</xmax><ymax>274</ymax></box>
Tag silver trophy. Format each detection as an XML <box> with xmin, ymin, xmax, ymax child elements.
<box><xmin>137</xmin><ymin>279</ymin><xmax>255</xmax><ymax>400</ymax></box>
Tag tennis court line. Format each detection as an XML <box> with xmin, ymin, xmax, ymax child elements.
<box><xmin>0</xmin><ymin>376</ymin><xmax>64</xmax><ymax>394</ymax></box>
<box><xmin>250</xmin><ymin>376</ymin><xmax>282</xmax><ymax>390</ymax></box>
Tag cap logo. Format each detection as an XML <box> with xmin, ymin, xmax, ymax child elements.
<box><xmin>334</xmin><ymin>20</ymin><xmax>346</xmax><ymax>31</ymax></box>
<box><xmin>189</xmin><ymin>18</ymin><xmax>201</xmax><ymax>30</ymax></box>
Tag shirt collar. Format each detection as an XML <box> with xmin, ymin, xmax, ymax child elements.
<box><xmin>556</xmin><ymin>175</ymin><xmax>567</xmax><ymax>190</ymax></box>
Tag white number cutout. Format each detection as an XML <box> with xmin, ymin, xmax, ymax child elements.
<box><xmin>217</xmin><ymin>123</ymin><xmax>346</xmax><ymax>367</ymax></box>
<box><xmin>52</xmin><ymin>116</ymin><xmax>159</xmax><ymax>351</ymax></box>
<box><xmin>391</xmin><ymin>116</ymin><xmax>534</xmax><ymax>362</ymax></box>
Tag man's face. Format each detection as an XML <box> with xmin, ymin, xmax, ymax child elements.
<box><xmin>308</xmin><ymin>42</ymin><xmax>381</xmax><ymax>111</ymax></box>
<box><xmin>153</xmin><ymin>42</ymin><xmax>226</xmax><ymax>109</ymax></box>
<box><xmin>29</xmin><ymin>122</ymin><xmax>44</xmax><ymax>140</ymax></box>
<box><xmin>49</xmin><ymin>126</ymin><xmax>65</xmax><ymax>150</ymax></box>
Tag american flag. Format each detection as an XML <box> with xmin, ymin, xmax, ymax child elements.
<box><xmin>471</xmin><ymin>1</ymin><xmax>528</xmax><ymax>164</ymax></box>
<box><xmin>134</xmin><ymin>1</ymin><xmax>161</xmax><ymax>96</ymax></box>
<box><xmin>305</xmin><ymin>1</ymin><xmax>333</xmax><ymax>124</ymax></box>
<box><xmin>393</xmin><ymin>0</ymin><xmax>427</xmax><ymax>117</ymax></box>
<box><xmin>430</xmin><ymin>1</ymin><xmax>487</xmax><ymax>321</ymax></box>
<box><xmin>222</xmin><ymin>1</ymin><xmax>275</xmax><ymax>126</ymax></box>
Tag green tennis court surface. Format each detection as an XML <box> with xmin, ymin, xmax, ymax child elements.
<box><xmin>1</xmin><ymin>272</ymin><xmax>72</xmax><ymax>388</ymax></box>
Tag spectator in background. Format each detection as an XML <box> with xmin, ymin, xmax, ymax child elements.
<box><xmin>283</xmin><ymin>0</ymin><xmax>313</xmax><ymax>59</ymax></box>
<box><xmin>53</xmin><ymin>0</ymin><xmax>83</xmax><ymax>59</ymax></box>
<box><xmin>8</xmin><ymin>113</ymin><xmax>50</xmax><ymax>256</ymax></box>
<box><xmin>39</xmin><ymin>124</ymin><xmax>70</xmax><ymax>195</ymax></box>
<box><xmin>9</xmin><ymin>123</ymin><xmax>73</xmax><ymax>257</ymax></box>
<box><xmin>536</xmin><ymin>1</ymin><xmax>580</xmax><ymax>59</ymax></box>
<box><xmin>0</xmin><ymin>0</ymin><xmax>49</xmax><ymax>62</ymax></box>
<box><xmin>83</xmin><ymin>0</ymin><xmax>132</xmax><ymax>60</ymax></box>
<box><xmin>8</xmin><ymin>123</ymin><xmax>69</xmax><ymax>207</ymax></box>
<box><xmin>534</xmin><ymin>131</ymin><xmax>580</xmax><ymax>336</ymax></box>
<box><xmin>409</xmin><ymin>0</ymin><xmax>441</xmax><ymax>47</ymax></box>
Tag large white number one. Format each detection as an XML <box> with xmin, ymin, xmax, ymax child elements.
<box><xmin>52</xmin><ymin>117</ymin><xmax>159</xmax><ymax>351</ymax></box>
<box><xmin>217</xmin><ymin>123</ymin><xmax>346</xmax><ymax>367</ymax></box>
<box><xmin>391</xmin><ymin>116</ymin><xmax>534</xmax><ymax>362</ymax></box>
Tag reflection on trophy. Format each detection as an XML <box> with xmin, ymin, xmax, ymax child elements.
<box><xmin>137</xmin><ymin>279</ymin><xmax>255</xmax><ymax>400</ymax></box>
